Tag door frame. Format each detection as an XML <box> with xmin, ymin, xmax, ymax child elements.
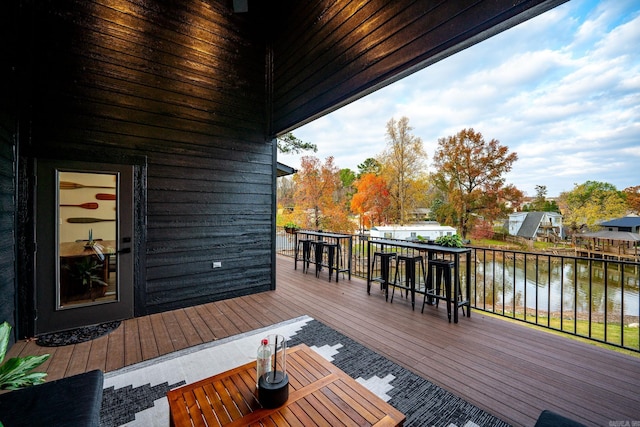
<box><xmin>33</xmin><ymin>158</ymin><xmax>140</xmax><ymax>334</ymax></box>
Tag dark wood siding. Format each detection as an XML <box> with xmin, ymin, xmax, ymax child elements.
<box><xmin>271</xmin><ymin>0</ymin><xmax>567</xmax><ymax>133</ymax></box>
<box><xmin>0</xmin><ymin>117</ymin><xmax>15</xmax><ymax>339</ymax></box>
<box><xmin>17</xmin><ymin>0</ymin><xmax>273</xmax><ymax>320</ymax></box>
<box><xmin>0</xmin><ymin>0</ymin><xmax>18</xmax><ymax>340</ymax></box>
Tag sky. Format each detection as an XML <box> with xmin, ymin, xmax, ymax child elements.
<box><xmin>277</xmin><ymin>0</ymin><xmax>640</xmax><ymax>198</ymax></box>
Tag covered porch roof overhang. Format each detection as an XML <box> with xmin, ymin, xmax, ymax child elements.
<box><xmin>265</xmin><ymin>0</ymin><xmax>570</xmax><ymax>135</ymax></box>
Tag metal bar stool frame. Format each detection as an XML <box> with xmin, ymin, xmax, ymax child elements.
<box><xmin>367</xmin><ymin>251</ymin><xmax>397</xmax><ymax>300</ymax></box>
<box><xmin>422</xmin><ymin>258</ymin><xmax>465</xmax><ymax>322</ymax></box>
<box><xmin>296</xmin><ymin>238</ymin><xmax>313</xmax><ymax>273</ymax></box>
<box><xmin>322</xmin><ymin>242</ymin><xmax>341</xmax><ymax>282</ymax></box>
<box><xmin>391</xmin><ymin>254</ymin><xmax>426</xmax><ymax>310</ymax></box>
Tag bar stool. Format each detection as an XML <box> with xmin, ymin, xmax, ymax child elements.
<box><xmin>368</xmin><ymin>252</ymin><xmax>397</xmax><ymax>300</ymax></box>
<box><xmin>422</xmin><ymin>258</ymin><xmax>464</xmax><ymax>322</ymax></box>
<box><xmin>309</xmin><ymin>240</ymin><xmax>326</xmax><ymax>277</ymax></box>
<box><xmin>391</xmin><ymin>254</ymin><xmax>425</xmax><ymax>310</ymax></box>
<box><xmin>323</xmin><ymin>242</ymin><xmax>341</xmax><ymax>282</ymax></box>
<box><xmin>296</xmin><ymin>238</ymin><xmax>313</xmax><ymax>273</ymax></box>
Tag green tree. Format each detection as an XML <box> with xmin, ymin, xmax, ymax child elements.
<box><xmin>276</xmin><ymin>132</ymin><xmax>317</xmax><ymax>154</ymax></box>
<box><xmin>524</xmin><ymin>185</ymin><xmax>559</xmax><ymax>212</ymax></box>
<box><xmin>378</xmin><ymin>117</ymin><xmax>427</xmax><ymax>225</ymax></box>
<box><xmin>338</xmin><ymin>168</ymin><xmax>357</xmax><ymax>210</ymax></box>
<box><xmin>339</xmin><ymin>168</ymin><xmax>356</xmax><ymax>189</ymax></box>
<box><xmin>559</xmin><ymin>181</ymin><xmax>627</xmax><ymax>231</ymax></box>
<box><xmin>357</xmin><ymin>158</ymin><xmax>381</xmax><ymax>177</ymax></box>
<box><xmin>530</xmin><ymin>185</ymin><xmax>547</xmax><ymax>211</ymax></box>
<box><xmin>432</xmin><ymin>128</ymin><xmax>518</xmax><ymax>238</ymax></box>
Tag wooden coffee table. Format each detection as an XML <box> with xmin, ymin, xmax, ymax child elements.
<box><xmin>167</xmin><ymin>343</ymin><xmax>405</xmax><ymax>426</ymax></box>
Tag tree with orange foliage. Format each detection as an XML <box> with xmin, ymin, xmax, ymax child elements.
<box><xmin>293</xmin><ymin>156</ymin><xmax>353</xmax><ymax>232</ymax></box>
<box><xmin>624</xmin><ymin>186</ymin><xmax>640</xmax><ymax>214</ymax></box>
<box><xmin>432</xmin><ymin>128</ymin><xmax>519</xmax><ymax>239</ymax></box>
<box><xmin>350</xmin><ymin>173</ymin><xmax>390</xmax><ymax>231</ymax></box>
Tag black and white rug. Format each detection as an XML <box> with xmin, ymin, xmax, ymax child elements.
<box><xmin>100</xmin><ymin>315</ymin><xmax>510</xmax><ymax>427</ymax></box>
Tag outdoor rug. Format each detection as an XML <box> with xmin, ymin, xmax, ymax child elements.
<box><xmin>100</xmin><ymin>315</ymin><xmax>510</xmax><ymax>427</ymax></box>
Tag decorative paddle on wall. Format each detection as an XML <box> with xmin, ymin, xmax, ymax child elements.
<box><xmin>95</xmin><ymin>193</ymin><xmax>116</xmax><ymax>200</ymax></box>
<box><xmin>60</xmin><ymin>202</ymin><xmax>99</xmax><ymax>209</ymax></box>
<box><xmin>67</xmin><ymin>217</ymin><xmax>116</xmax><ymax>223</ymax></box>
<box><xmin>60</xmin><ymin>181</ymin><xmax>116</xmax><ymax>190</ymax></box>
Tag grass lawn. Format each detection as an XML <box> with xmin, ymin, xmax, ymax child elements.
<box><xmin>479</xmin><ymin>309</ymin><xmax>640</xmax><ymax>357</ymax></box>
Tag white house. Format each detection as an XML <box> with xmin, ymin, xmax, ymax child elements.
<box><xmin>369</xmin><ymin>223</ymin><xmax>457</xmax><ymax>241</ymax></box>
<box><xmin>508</xmin><ymin>211</ymin><xmax>564</xmax><ymax>240</ymax></box>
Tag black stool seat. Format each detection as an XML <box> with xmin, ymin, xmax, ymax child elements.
<box><xmin>322</xmin><ymin>242</ymin><xmax>341</xmax><ymax>282</ymax></box>
<box><xmin>296</xmin><ymin>238</ymin><xmax>313</xmax><ymax>273</ymax></box>
<box><xmin>422</xmin><ymin>258</ymin><xmax>464</xmax><ymax>322</ymax></box>
<box><xmin>391</xmin><ymin>254</ymin><xmax>425</xmax><ymax>310</ymax></box>
<box><xmin>309</xmin><ymin>240</ymin><xmax>327</xmax><ymax>277</ymax></box>
<box><xmin>368</xmin><ymin>252</ymin><xmax>397</xmax><ymax>299</ymax></box>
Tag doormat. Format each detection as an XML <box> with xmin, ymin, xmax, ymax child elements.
<box><xmin>100</xmin><ymin>316</ymin><xmax>510</xmax><ymax>427</ymax></box>
<box><xmin>36</xmin><ymin>321</ymin><xmax>121</xmax><ymax>347</ymax></box>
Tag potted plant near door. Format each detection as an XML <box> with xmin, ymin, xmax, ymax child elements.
<box><xmin>0</xmin><ymin>322</ymin><xmax>50</xmax><ymax>391</ymax></box>
<box><xmin>64</xmin><ymin>256</ymin><xmax>109</xmax><ymax>301</ymax></box>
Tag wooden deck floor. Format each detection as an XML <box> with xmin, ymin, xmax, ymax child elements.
<box><xmin>8</xmin><ymin>255</ymin><xmax>640</xmax><ymax>426</ymax></box>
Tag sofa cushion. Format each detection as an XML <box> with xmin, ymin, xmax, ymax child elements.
<box><xmin>0</xmin><ymin>369</ymin><xmax>103</xmax><ymax>427</ymax></box>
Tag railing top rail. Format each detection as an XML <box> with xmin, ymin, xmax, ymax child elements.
<box><xmin>468</xmin><ymin>245</ymin><xmax>640</xmax><ymax>266</ymax></box>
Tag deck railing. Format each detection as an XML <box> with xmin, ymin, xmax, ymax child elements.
<box><xmin>276</xmin><ymin>228</ymin><xmax>640</xmax><ymax>352</ymax></box>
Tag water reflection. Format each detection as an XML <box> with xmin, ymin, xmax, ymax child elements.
<box><xmin>473</xmin><ymin>255</ymin><xmax>639</xmax><ymax>320</ymax></box>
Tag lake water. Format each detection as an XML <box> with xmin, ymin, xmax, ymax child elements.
<box><xmin>473</xmin><ymin>257</ymin><xmax>640</xmax><ymax>320</ymax></box>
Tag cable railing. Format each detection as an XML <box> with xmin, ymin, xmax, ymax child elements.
<box><xmin>276</xmin><ymin>227</ymin><xmax>640</xmax><ymax>352</ymax></box>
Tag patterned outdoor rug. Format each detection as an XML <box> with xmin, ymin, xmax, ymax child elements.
<box><xmin>36</xmin><ymin>321</ymin><xmax>121</xmax><ymax>347</ymax></box>
<box><xmin>100</xmin><ymin>315</ymin><xmax>510</xmax><ymax>427</ymax></box>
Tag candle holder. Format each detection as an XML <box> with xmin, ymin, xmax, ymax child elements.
<box><xmin>257</xmin><ymin>334</ymin><xmax>289</xmax><ymax>408</ymax></box>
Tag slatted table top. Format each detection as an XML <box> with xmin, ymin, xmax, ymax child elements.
<box><xmin>166</xmin><ymin>343</ymin><xmax>405</xmax><ymax>427</ymax></box>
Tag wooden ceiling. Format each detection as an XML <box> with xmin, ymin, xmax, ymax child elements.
<box><xmin>256</xmin><ymin>0</ymin><xmax>569</xmax><ymax>135</ymax></box>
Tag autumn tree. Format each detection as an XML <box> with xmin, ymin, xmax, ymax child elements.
<box><xmin>559</xmin><ymin>181</ymin><xmax>628</xmax><ymax>231</ymax></box>
<box><xmin>293</xmin><ymin>156</ymin><xmax>352</xmax><ymax>232</ymax></box>
<box><xmin>432</xmin><ymin>128</ymin><xmax>518</xmax><ymax>239</ymax></box>
<box><xmin>350</xmin><ymin>173</ymin><xmax>390</xmax><ymax>230</ymax></box>
<box><xmin>378</xmin><ymin>117</ymin><xmax>427</xmax><ymax>225</ymax></box>
<box><xmin>624</xmin><ymin>186</ymin><xmax>640</xmax><ymax>214</ymax></box>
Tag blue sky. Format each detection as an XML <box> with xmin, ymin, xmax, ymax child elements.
<box><xmin>278</xmin><ymin>0</ymin><xmax>640</xmax><ymax>198</ymax></box>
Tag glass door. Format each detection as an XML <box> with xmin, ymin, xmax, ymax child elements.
<box><xmin>35</xmin><ymin>159</ymin><xmax>134</xmax><ymax>334</ymax></box>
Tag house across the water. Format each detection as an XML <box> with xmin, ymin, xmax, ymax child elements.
<box><xmin>508</xmin><ymin>211</ymin><xmax>564</xmax><ymax>241</ymax></box>
<box><xmin>574</xmin><ymin>215</ymin><xmax>640</xmax><ymax>261</ymax></box>
<box><xmin>369</xmin><ymin>223</ymin><xmax>457</xmax><ymax>241</ymax></box>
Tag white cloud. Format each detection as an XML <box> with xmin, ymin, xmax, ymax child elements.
<box><xmin>282</xmin><ymin>0</ymin><xmax>640</xmax><ymax>197</ymax></box>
